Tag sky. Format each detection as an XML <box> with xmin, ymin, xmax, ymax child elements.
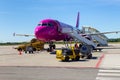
<box><xmin>0</xmin><ymin>0</ymin><xmax>120</xmax><ymax>42</ymax></box>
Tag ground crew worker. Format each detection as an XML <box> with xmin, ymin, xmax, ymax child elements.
<box><xmin>74</xmin><ymin>43</ymin><xmax>79</xmax><ymax>49</ymax></box>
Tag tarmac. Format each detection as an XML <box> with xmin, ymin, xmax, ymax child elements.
<box><xmin>0</xmin><ymin>44</ymin><xmax>120</xmax><ymax>68</ymax></box>
<box><xmin>0</xmin><ymin>44</ymin><xmax>120</xmax><ymax>80</ymax></box>
<box><xmin>0</xmin><ymin>44</ymin><xmax>107</xmax><ymax>68</ymax></box>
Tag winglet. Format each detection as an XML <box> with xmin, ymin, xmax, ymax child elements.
<box><xmin>76</xmin><ymin>12</ymin><xmax>80</xmax><ymax>28</ymax></box>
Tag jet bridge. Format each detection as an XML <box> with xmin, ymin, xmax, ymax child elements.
<box><xmin>82</xmin><ymin>27</ymin><xmax>108</xmax><ymax>46</ymax></box>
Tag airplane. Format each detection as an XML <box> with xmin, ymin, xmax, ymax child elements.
<box><xmin>14</xmin><ymin>12</ymin><xmax>120</xmax><ymax>41</ymax></box>
<box><xmin>14</xmin><ymin>12</ymin><xmax>120</xmax><ymax>56</ymax></box>
<box><xmin>14</xmin><ymin>13</ymin><xmax>79</xmax><ymax>41</ymax></box>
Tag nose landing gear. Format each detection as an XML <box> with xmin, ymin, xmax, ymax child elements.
<box><xmin>47</xmin><ymin>41</ymin><xmax>56</xmax><ymax>52</ymax></box>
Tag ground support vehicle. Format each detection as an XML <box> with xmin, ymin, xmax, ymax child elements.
<box><xmin>16</xmin><ymin>39</ymin><xmax>45</xmax><ymax>53</ymax></box>
<box><xmin>56</xmin><ymin>44</ymin><xmax>93</xmax><ymax>61</ymax></box>
<box><xmin>25</xmin><ymin>45</ymin><xmax>34</xmax><ymax>53</ymax></box>
<box><xmin>56</xmin><ymin>46</ymin><xmax>81</xmax><ymax>61</ymax></box>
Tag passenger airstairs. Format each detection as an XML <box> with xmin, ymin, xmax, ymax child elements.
<box><xmin>62</xmin><ymin>27</ymin><xmax>97</xmax><ymax>58</ymax></box>
<box><xmin>69</xmin><ymin>29</ymin><xmax>97</xmax><ymax>48</ymax></box>
<box><xmin>82</xmin><ymin>27</ymin><xmax>108</xmax><ymax>46</ymax></box>
<box><xmin>91</xmin><ymin>35</ymin><xmax>108</xmax><ymax>46</ymax></box>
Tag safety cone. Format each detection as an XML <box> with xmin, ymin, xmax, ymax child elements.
<box><xmin>19</xmin><ymin>50</ymin><xmax>22</xmax><ymax>55</ymax></box>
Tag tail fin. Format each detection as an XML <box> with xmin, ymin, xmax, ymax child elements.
<box><xmin>76</xmin><ymin>12</ymin><xmax>80</xmax><ymax>28</ymax></box>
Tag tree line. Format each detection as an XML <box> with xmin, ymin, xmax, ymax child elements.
<box><xmin>0</xmin><ymin>42</ymin><xmax>28</xmax><ymax>45</ymax></box>
<box><xmin>0</xmin><ymin>38</ymin><xmax>120</xmax><ymax>45</ymax></box>
<box><xmin>108</xmin><ymin>38</ymin><xmax>120</xmax><ymax>42</ymax></box>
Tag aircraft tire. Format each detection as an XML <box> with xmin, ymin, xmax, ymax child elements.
<box><xmin>75</xmin><ymin>56</ymin><xmax>80</xmax><ymax>61</ymax></box>
<box><xmin>25</xmin><ymin>51</ymin><xmax>27</xmax><ymax>53</ymax></box>
<box><xmin>99</xmin><ymin>49</ymin><xmax>102</xmax><ymax>52</ymax></box>
<box><xmin>87</xmin><ymin>54</ymin><xmax>92</xmax><ymax>59</ymax></box>
<box><xmin>53</xmin><ymin>44</ymin><xmax>56</xmax><ymax>49</ymax></box>
<box><xmin>65</xmin><ymin>56</ymin><xmax>69</xmax><ymax>62</ymax></box>
<box><xmin>50</xmin><ymin>51</ymin><xmax>56</xmax><ymax>54</ymax></box>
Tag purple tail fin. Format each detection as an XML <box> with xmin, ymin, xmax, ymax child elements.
<box><xmin>76</xmin><ymin>12</ymin><xmax>80</xmax><ymax>28</ymax></box>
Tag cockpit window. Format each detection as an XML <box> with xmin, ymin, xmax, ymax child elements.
<box><xmin>48</xmin><ymin>23</ymin><xmax>54</xmax><ymax>27</ymax></box>
<box><xmin>38</xmin><ymin>23</ymin><xmax>47</xmax><ymax>26</ymax></box>
<box><xmin>42</xmin><ymin>23</ymin><xmax>48</xmax><ymax>26</ymax></box>
<box><xmin>38</xmin><ymin>22</ymin><xmax>54</xmax><ymax>27</ymax></box>
<box><xmin>38</xmin><ymin>24</ymin><xmax>42</xmax><ymax>26</ymax></box>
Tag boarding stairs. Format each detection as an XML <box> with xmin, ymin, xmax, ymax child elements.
<box><xmin>91</xmin><ymin>35</ymin><xmax>108</xmax><ymax>46</ymax></box>
<box><xmin>69</xmin><ymin>29</ymin><xmax>97</xmax><ymax>48</ymax></box>
<box><xmin>82</xmin><ymin>27</ymin><xmax>108</xmax><ymax>46</ymax></box>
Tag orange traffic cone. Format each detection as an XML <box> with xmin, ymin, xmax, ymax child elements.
<box><xmin>19</xmin><ymin>50</ymin><xmax>22</xmax><ymax>55</ymax></box>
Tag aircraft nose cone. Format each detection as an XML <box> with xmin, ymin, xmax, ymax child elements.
<box><xmin>35</xmin><ymin>26</ymin><xmax>42</xmax><ymax>38</ymax></box>
<box><xmin>34</xmin><ymin>26</ymin><xmax>48</xmax><ymax>41</ymax></box>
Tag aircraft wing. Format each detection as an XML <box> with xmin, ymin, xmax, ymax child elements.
<box><xmin>13</xmin><ymin>33</ymin><xmax>35</xmax><ymax>37</ymax></box>
<box><xmin>88</xmin><ymin>31</ymin><xmax>120</xmax><ymax>35</ymax></box>
<box><xmin>97</xmin><ymin>47</ymin><xmax>120</xmax><ymax>49</ymax></box>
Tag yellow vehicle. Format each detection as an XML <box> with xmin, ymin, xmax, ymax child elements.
<box><xmin>16</xmin><ymin>38</ymin><xmax>45</xmax><ymax>53</ymax></box>
<box><xmin>56</xmin><ymin>46</ymin><xmax>80</xmax><ymax>61</ymax></box>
